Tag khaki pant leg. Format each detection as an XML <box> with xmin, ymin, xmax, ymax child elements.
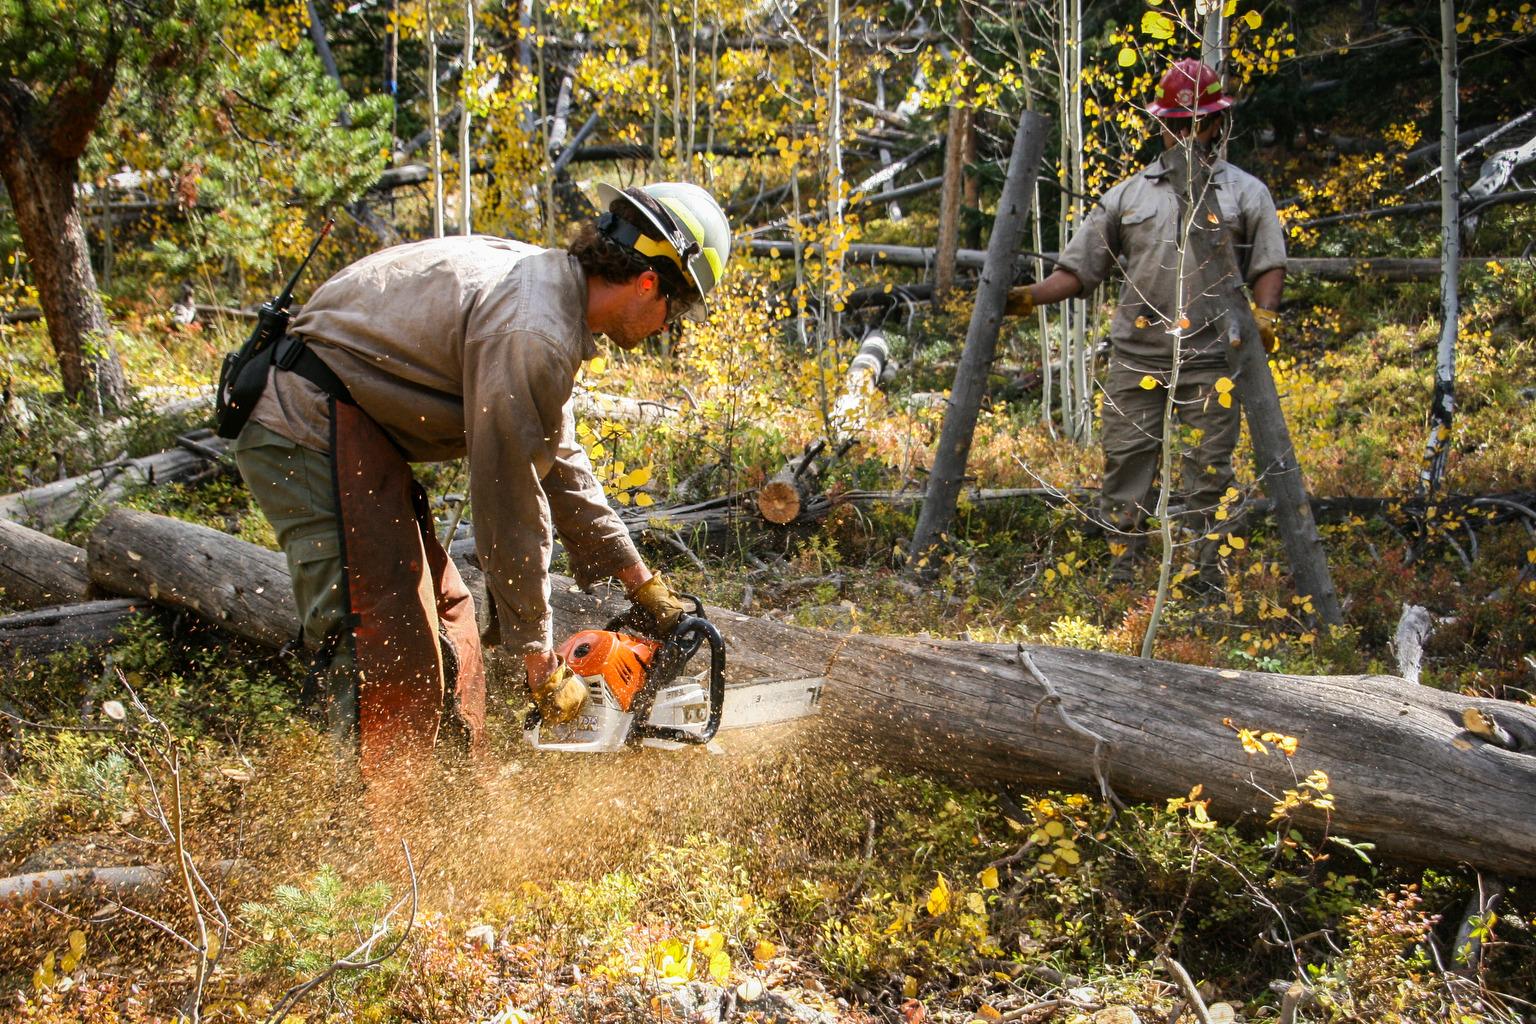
<box><xmin>1099</xmin><ymin>360</ymin><xmax>1168</xmax><ymax>553</ymax></box>
<box><xmin>1175</xmin><ymin>368</ymin><xmax>1242</xmax><ymax>535</ymax></box>
<box><xmin>233</xmin><ymin>423</ymin><xmax>356</xmax><ymax>737</ymax></box>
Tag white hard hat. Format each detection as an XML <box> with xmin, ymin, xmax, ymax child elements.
<box><xmin>593</xmin><ymin>181</ymin><xmax>732</xmax><ymax>322</ymax></box>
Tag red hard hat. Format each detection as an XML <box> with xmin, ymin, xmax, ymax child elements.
<box><xmin>1146</xmin><ymin>58</ymin><xmax>1235</xmax><ymax>118</ymax></box>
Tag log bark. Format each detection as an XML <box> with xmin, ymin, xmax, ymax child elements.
<box><xmin>73</xmin><ymin>508</ymin><xmax>1536</xmax><ymax>876</ymax></box>
<box><xmin>0</xmin><ymin>598</ymin><xmax>150</xmax><ymax>657</ymax></box>
<box><xmin>0</xmin><ymin>518</ymin><xmax>92</xmax><ymax>608</ymax></box>
<box><xmin>0</xmin><ymin>434</ymin><xmax>229</xmax><ymax>530</ymax></box>
<box><xmin>909</xmin><ymin>110</ymin><xmax>1050</xmax><ymax>565</ymax></box>
<box><xmin>87</xmin><ymin>509</ymin><xmax>298</xmax><ymax>648</ymax></box>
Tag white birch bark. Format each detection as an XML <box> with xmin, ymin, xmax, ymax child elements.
<box><xmin>459</xmin><ymin>0</ymin><xmax>475</xmax><ymax>235</ymax></box>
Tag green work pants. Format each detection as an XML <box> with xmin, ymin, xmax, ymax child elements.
<box><xmin>1098</xmin><ymin>358</ymin><xmax>1241</xmax><ymax>575</ymax></box>
<box><xmin>233</xmin><ymin>423</ymin><xmax>356</xmax><ymax>737</ymax></box>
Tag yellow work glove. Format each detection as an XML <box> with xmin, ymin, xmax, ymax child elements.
<box><xmin>1004</xmin><ymin>286</ymin><xmax>1036</xmax><ymax>318</ymax></box>
<box><xmin>1252</xmin><ymin>305</ymin><xmax>1280</xmax><ymax>354</ymax></box>
<box><xmin>532</xmin><ymin>661</ymin><xmax>587</xmax><ymax>725</ymax></box>
<box><xmin>632</xmin><ymin>573</ymin><xmax>687</xmax><ymax>635</ymax></box>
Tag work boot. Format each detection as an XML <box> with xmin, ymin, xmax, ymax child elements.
<box><xmin>1106</xmin><ymin>536</ymin><xmax>1147</xmax><ymax>586</ymax></box>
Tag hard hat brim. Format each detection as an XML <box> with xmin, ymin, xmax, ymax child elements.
<box><xmin>1147</xmin><ymin>94</ymin><xmax>1236</xmax><ymax>118</ymax></box>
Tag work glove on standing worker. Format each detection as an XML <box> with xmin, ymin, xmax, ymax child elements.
<box><xmin>1251</xmin><ymin>305</ymin><xmax>1281</xmax><ymax>353</ymax></box>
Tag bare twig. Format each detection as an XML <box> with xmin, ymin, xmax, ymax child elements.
<box><xmin>1158</xmin><ymin>955</ymin><xmax>1213</xmax><ymax>1024</ymax></box>
<box><xmin>1017</xmin><ymin>647</ymin><xmax>1124</xmax><ymax>813</ymax></box>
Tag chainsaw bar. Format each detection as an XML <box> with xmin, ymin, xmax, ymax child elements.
<box><xmin>716</xmin><ymin>676</ymin><xmax>825</xmax><ymax>731</ymax></box>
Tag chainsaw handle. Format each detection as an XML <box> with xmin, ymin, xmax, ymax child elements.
<box><xmin>634</xmin><ymin>611</ymin><xmax>725</xmax><ymax>746</ymax></box>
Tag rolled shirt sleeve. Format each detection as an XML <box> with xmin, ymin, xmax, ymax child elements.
<box><xmin>1054</xmin><ymin>197</ymin><xmax>1121</xmax><ymax>294</ymax></box>
<box><xmin>1241</xmin><ymin>183</ymin><xmax>1288</xmax><ymax>283</ymax></box>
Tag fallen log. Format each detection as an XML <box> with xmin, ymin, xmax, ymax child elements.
<box><xmin>0</xmin><ymin>599</ymin><xmax>151</xmax><ymax>658</ymax></box>
<box><xmin>758</xmin><ymin>331</ymin><xmax>891</xmax><ymax>525</ymax></box>
<box><xmin>573</xmin><ymin>390</ymin><xmax>682</xmax><ymax>426</ymax></box>
<box><xmin>750</xmin><ymin>240</ymin><xmax>1522</xmax><ymax>284</ymax></box>
<box><xmin>0</xmin><ymin>519</ymin><xmax>93</xmax><ymax>608</ymax></box>
<box><xmin>75</xmin><ymin>508</ymin><xmax>1536</xmax><ymax>875</ymax></box>
<box><xmin>0</xmin><ymin>433</ymin><xmax>230</xmax><ymax>530</ymax></box>
<box><xmin>88</xmin><ymin>510</ymin><xmax>299</xmax><ymax>648</ymax></box>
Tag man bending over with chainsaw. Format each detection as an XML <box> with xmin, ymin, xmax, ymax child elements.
<box><xmin>231</xmin><ymin>182</ymin><xmax>731</xmax><ymax>788</ymax></box>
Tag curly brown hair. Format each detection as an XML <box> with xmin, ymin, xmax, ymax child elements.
<box><xmin>568</xmin><ymin>201</ymin><xmax>693</xmax><ymax>299</ymax></box>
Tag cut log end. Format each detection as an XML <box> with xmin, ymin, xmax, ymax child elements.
<box><xmin>757</xmin><ymin>481</ymin><xmax>804</xmax><ymax>525</ymax></box>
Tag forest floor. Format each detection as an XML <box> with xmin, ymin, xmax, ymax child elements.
<box><xmin>1</xmin><ymin>254</ymin><xmax>1534</xmax><ymax>1023</ymax></box>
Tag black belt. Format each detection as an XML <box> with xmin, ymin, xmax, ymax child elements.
<box><xmin>274</xmin><ymin>334</ymin><xmax>354</xmax><ymax>405</ymax></box>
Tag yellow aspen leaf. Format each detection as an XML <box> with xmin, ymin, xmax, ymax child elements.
<box><xmin>587</xmin><ymin>356</ymin><xmax>607</xmax><ymax>374</ymax></box>
<box><xmin>903</xmin><ymin>975</ymin><xmax>920</xmax><ymax>997</ymax></box>
<box><xmin>1056</xmin><ymin>846</ymin><xmax>1081</xmax><ymax>865</ymax></box>
<box><xmin>1222</xmin><ymin>0</ymin><xmax>1238</xmax><ymax>13</ymax></box>
<box><xmin>1218</xmin><ymin>393</ymin><xmax>1233</xmax><ymax>408</ymax></box>
<box><xmin>1117</xmin><ymin>47</ymin><xmax>1137</xmax><ymax>67</ymax></box>
<box><xmin>68</xmin><ymin>930</ymin><xmax>87</xmax><ymax>958</ymax></box>
<box><xmin>977</xmin><ymin>1002</ymin><xmax>1003</xmax><ymax>1021</ymax></box>
<box><xmin>1044</xmin><ymin>819</ymin><xmax>1066</xmax><ymax>838</ymax></box>
<box><xmin>695</xmin><ymin>926</ymin><xmax>725</xmax><ymax>955</ymax></box>
<box><xmin>1243</xmin><ymin>9</ymin><xmax>1263</xmax><ymax>28</ymax></box>
<box><xmin>754</xmin><ymin>939</ymin><xmax>778</xmax><ymax>961</ymax></box>
<box><xmin>628</xmin><ymin>465</ymin><xmax>653</xmax><ymax>487</ymax></box>
<box><xmin>1228</xmin><ymin>535</ymin><xmax>1246</xmax><ymax>549</ymax></box>
<box><xmin>1139</xmin><ymin>374</ymin><xmax>1159</xmax><ymax>390</ymax></box>
<box><xmin>1135</xmin><ymin>315</ymin><xmax>1151</xmax><ymax>328</ymax></box>
<box><xmin>617</xmin><ymin>492</ymin><xmax>632</xmax><ymax>505</ymax></box>
<box><xmin>1141</xmin><ymin>10</ymin><xmax>1176</xmax><ymax>37</ymax></box>
<box><xmin>967</xmin><ymin>891</ymin><xmax>987</xmax><ymax>914</ymax></box>
<box><xmin>1219</xmin><ymin>545</ymin><xmax>1232</xmax><ymax>557</ymax></box>
<box><xmin>635</xmin><ymin>492</ymin><xmax>654</xmax><ymax>508</ymax></box>
<box><xmin>979</xmin><ymin>866</ymin><xmax>1000</xmax><ymax>889</ymax></box>
<box><xmin>927</xmin><ymin>874</ymin><xmax>951</xmax><ymax>915</ymax></box>
<box><xmin>708</xmin><ymin>950</ymin><xmax>731</xmax><ymax>984</ymax></box>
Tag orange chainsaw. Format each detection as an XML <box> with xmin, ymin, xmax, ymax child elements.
<box><xmin>524</xmin><ymin>595</ymin><xmax>728</xmax><ymax>752</ymax></box>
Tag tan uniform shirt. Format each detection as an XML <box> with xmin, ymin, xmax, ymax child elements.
<box><xmin>250</xmin><ymin>236</ymin><xmax>641</xmax><ymax>652</ymax></box>
<box><xmin>1056</xmin><ymin>153</ymin><xmax>1287</xmax><ymax>369</ymax></box>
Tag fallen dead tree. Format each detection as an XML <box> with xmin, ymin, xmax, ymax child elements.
<box><xmin>0</xmin><ymin>598</ymin><xmax>151</xmax><ymax>657</ymax></box>
<box><xmin>0</xmin><ymin>432</ymin><xmax>229</xmax><ymax>530</ymax></box>
<box><xmin>0</xmin><ymin>518</ymin><xmax>93</xmax><ymax>607</ymax></box>
<box><xmin>72</xmin><ymin>508</ymin><xmax>1536</xmax><ymax>875</ymax></box>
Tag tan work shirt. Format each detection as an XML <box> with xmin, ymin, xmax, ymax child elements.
<box><xmin>1056</xmin><ymin>152</ymin><xmax>1287</xmax><ymax>368</ymax></box>
<box><xmin>250</xmin><ymin>236</ymin><xmax>641</xmax><ymax>652</ymax></box>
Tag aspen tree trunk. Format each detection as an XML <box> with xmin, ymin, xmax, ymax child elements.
<box><xmin>1422</xmin><ymin>0</ymin><xmax>1459</xmax><ymax>496</ymax></box>
<box><xmin>909</xmin><ymin>111</ymin><xmax>1050</xmax><ymax>567</ymax></box>
<box><xmin>459</xmin><ymin>0</ymin><xmax>475</xmax><ymax>235</ymax></box>
<box><xmin>1065</xmin><ymin>0</ymin><xmax>1091</xmax><ymax>445</ymax></box>
<box><xmin>824</xmin><ymin>0</ymin><xmax>844</xmax><ymax>352</ymax></box>
<box><xmin>932</xmin><ymin>6</ymin><xmax>973</xmax><ymax>306</ymax></box>
<box><xmin>426</xmin><ymin>0</ymin><xmax>445</xmax><ymax>238</ymax></box>
<box><xmin>874</xmin><ymin>71</ymin><xmax>903</xmax><ymax>221</ymax></box>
